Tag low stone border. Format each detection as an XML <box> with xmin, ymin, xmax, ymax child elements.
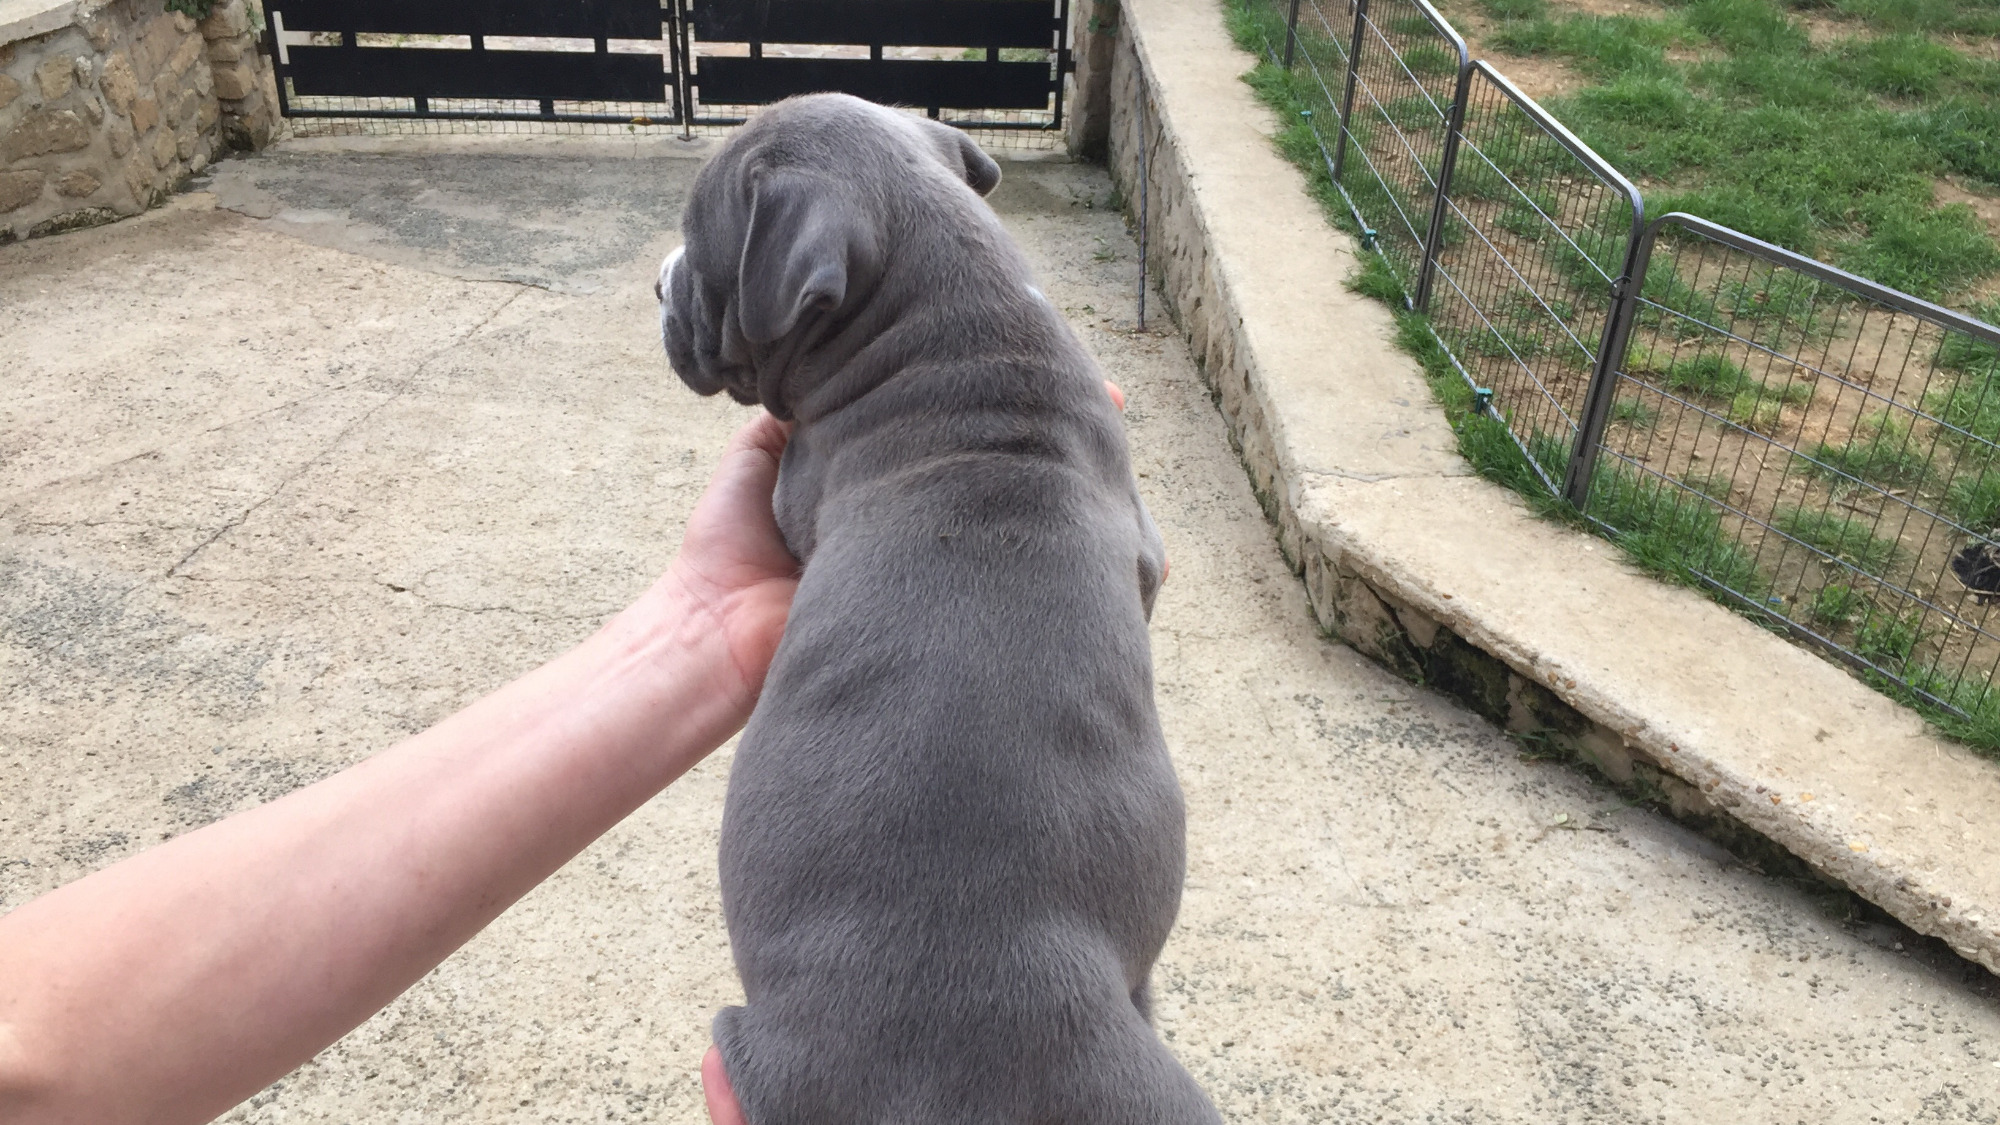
<box><xmin>0</xmin><ymin>0</ymin><xmax>278</xmax><ymax>241</ymax></box>
<box><xmin>1076</xmin><ymin>0</ymin><xmax>2000</xmax><ymax>974</ymax></box>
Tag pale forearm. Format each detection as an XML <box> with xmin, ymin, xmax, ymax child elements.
<box><xmin>0</xmin><ymin>578</ymin><xmax>749</xmax><ymax>1125</ymax></box>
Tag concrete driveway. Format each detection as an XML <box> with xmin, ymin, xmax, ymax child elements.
<box><xmin>3</xmin><ymin>136</ymin><xmax>1998</xmax><ymax>1123</ymax></box>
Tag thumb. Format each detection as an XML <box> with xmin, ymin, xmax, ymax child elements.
<box><xmin>702</xmin><ymin>1045</ymin><xmax>749</xmax><ymax>1125</ymax></box>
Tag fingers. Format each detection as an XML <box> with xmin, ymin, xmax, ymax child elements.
<box><xmin>723</xmin><ymin>410</ymin><xmax>793</xmax><ymax>463</ymax></box>
<box><xmin>1104</xmin><ymin>380</ymin><xmax>1126</xmax><ymax>412</ymax></box>
<box><xmin>703</xmin><ymin>1045</ymin><xmax>749</xmax><ymax>1125</ymax></box>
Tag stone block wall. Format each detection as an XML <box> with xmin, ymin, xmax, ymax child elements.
<box><xmin>0</xmin><ymin>0</ymin><xmax>278</xmax><ymax>242</ymax></box>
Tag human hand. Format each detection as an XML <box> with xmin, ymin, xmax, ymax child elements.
<box><xmin>702</xmin><ymin>1046</ymin><xmax>749</xmax><ymax>1125</ymax></box>
<box><xmin>660</xmin><ymin>412</ymin><xmax>801</xmax><ymax>713</ymax></box>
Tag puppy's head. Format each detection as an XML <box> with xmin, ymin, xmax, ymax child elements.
<box><xmin>658</xmin><ymin>94</ymin><xmax>1002</xmax><ymax>420</ymax></box>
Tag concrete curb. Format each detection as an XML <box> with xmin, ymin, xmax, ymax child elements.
<box><xmin>1104</xmin><ymin>0</ymin><xmax>2000</xmax><ymax>973</ymax></box>
<box><xmin>0</xmin><ymin>0</ymin><xmax>107</xmax><ymax>46</ymax></box>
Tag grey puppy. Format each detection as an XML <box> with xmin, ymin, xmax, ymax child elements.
<box><xmin>658</xmin><ymin>93</ymin><xmax>1218</xmax><ymax>1125</ymax></box>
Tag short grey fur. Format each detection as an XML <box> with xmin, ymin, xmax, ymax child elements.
<box><xmin>660</xmin><ymin>93</ymin><xmax>1218</xmax><ymax>1125</ymax></box>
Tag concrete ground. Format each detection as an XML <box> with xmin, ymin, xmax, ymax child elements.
<box><xmin>2</xmin><ymin>138</ymin><xmax>1998</xmax><ymax>1123</ymax></box>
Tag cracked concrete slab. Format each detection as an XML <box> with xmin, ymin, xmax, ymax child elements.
<box><xmin>205</xmin><ymin>146</ymin><xmax>705</xmax><ymax>295</ymax></box>
<box><xmin>3</xmin><ymin>144</ymin><xmax>1999</xmax><ymax>1122</ymax></box>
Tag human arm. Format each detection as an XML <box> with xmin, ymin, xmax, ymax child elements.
<box><xmin>0</xmin><ymin>414</ymin><xmax>797</xmax><ymax>1125</ymax></box>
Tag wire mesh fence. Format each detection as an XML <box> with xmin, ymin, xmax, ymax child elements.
<box><xmin>1592</xmin><ymin>216</ymin><xmax>2000</xmax><ymax>721</ymax></box>
<box><xmin>1423</xmin><ymin>62</ymin><xmax>1640</xmax><ymax>497</ymax></box>
<box><xmin>1325</xmin><ymin>0</ymin><xmax>1465</xmax><ymax>300</ymax></box>
<box><xmin>1239</xmin><ymin>0</ymin><xmax>2000</xmax><ymax>730</ymax></box>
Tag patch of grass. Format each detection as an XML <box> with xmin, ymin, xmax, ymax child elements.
<box><xmin>1494</xmin><ymin>14</ymin><xmax>1685</xmax><ymax>81</ymax></box>
<box><xmin>1401</xmin><ymin>42</ymin><xmax>1461</xmax><ymax>79</ymax></box>
<box><xmin>1725</xmin><ymin>390</ymin><xmax>1784</xmax><ymax>432</ymax></box>
<box><xmin>1585</xmin><ymin>465</ymin><xmax>1771</xmax><ymax>596</ymax></box>
<box><xmin>1653</xmin><ymin>185</ymin><xmax>1817</xmax><ymax>255</ymax></box>
<box><xmin>1834</xmin><ymin>34</ymin><xmax>1965</xmax><ymax>99</ymax></box>
<box><xmin>1935</xmin><ymin>297</ymin><xmax>2000</xmax><ymax>376</ymax></box>
<box><xmin>1925</xmin><ymin>379</ymin><xmax>2000</xmax><ymax>450</ymax></box>
<box><xmin>1686</xmin><ymin>0</ymin><xmax>1810</xmax><ymax>55</ymax></box>
<box><xmin>1854</xmin><ymin>605</ymin><xmax>1926</xmax><ymax>666</ymax></box>
<box><xmin>1804</xmin><ymin>413</ymin><xmax>1929</xmax><ymax>487</ymax></box>
<box><xmin>1501</xmin><ymin>3</ymin><xmax>2000</xmax><ymax>303</ymax></box>
<box><xmin>1545</xmin><ymin>225</ymin><xmax>1630</xmax><ymax>295</ymax></box>
<box><xmin>1900</xmin><ymin>663</ymin><xmax>2000</xmax><ymax>754</ymax></box>
<box><xmin>1836</xmin><ymin>205</ymin><xmax>2000</xmax><ymax>303</ymax></box>
<box><xmin>1908</xmin><ymin>97</ymin><xmax>2000</xmax><ymax>188</ymax></box>
<box><xmin>1635</xmin><ymin>261</ymin><xmax>1721</xmax><ymax>337</ymax></box>
<box><xmin>1661</xmin><ymin>352</ymin><xmax>1754</xmax><ymax>397</ymax></box>
<box><xmin>1480</xmin><ymin>0</ymin><xmax>1547</xmax><ymax>19</ymax></box>
<box><xmin>1680</xmin><ymin>471</ymin><xmax>1735</xmax><ymax>499</ymax></box>
<box><xmin>1944</xmin><ymin>470</ymin><xmax>2000</xmax><ymax>531</ymax></box>
<box><xmin>1687</xmin><ymin>51</ymin><xmax>1846</xmax><ymax>110</ymax></box>
<box><xmin>1610</xmin><ymin>396</ymin><xmax>1659</xmax><ymax>428</ymax></box>
<box><xmin>1809</xmin><ymin>582</ymin><xmax>1865</xmax><ymax>626</ymax></box>
<box><xmin>1812</xmin><ymin>0</ymin><xmax>2000</xmax><ymax>39</ymax></box>
<box><xmin>1773</xmin><ymin>506</ymin><xmax>1904</xmax><ymax>574</ymax></box>
<box><xmin>1717</xmin><ymin>270</ymin><xmax>1839</xmax><ymax>344</ymax></box>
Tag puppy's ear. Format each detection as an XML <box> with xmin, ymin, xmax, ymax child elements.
<box><xmin>738</xmin><ymin>173</ymin><xmax>868</xmax><ymax>343</ymax></box>
<box><xmin>950</xmin><ymin>128</ymin><xmax>1002</xmax><ymax>196</ymax></box>
<box><xmin>919</xmin><ymin>119</ymin><xmax>1002</xmax><ymax>197</ymax></box>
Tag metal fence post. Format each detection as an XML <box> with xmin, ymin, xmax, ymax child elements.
<box><xmin>1282</xmin><ymin>0</ymin><xmax>1303</xmax><ymax>68</ymax></box>
<box><xmin>1137</xmin><ymin>92</ymin><xmax>1149</xmax><ymax>332</ymax></box>
<box><xmin>1329</xmin><ymin>0</ymin><xmax>1368</xmax><ymax>183</ymax></box>
<box><xmin>1412</xmin><ymin>58</ymin><xmax>1472</xmax><ymax>313</ymax></box>
<box><xmin>1560</xmin><ymin>218</ymin><xmax>1655</xmax><ymax>509</ymax></box>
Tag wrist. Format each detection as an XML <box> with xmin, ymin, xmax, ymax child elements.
<box><xmin>596</xmin><ymin>571</ymin><xmax>763</xmax><ymax>755</ymax></box>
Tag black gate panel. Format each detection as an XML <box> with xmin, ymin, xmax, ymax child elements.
<box><xmin>277</xmin><ymin>0</ymin><xmax>667</xmax><ymax>40</ymax></box>
<box><xmin>688</xmin><ymin>0</ymin><xmax>1054</xmax><ymax>48</ymax></box>
<box><xmin>287</xmin><ymin>48</ymin><xmax>672</xmax><ymax>103</ymax></box>
<box><xmin>685</xmin><ymin>0</ymin><xmax>1068</xmax><ymax>129</ymax></box>
<box><xmin>698</xmin><ymin>58</ymin><xmax>1052</xmax><ymax>109</ymax></box>
<box><xmin>267</xmin><ymin>0</ymin><xmax>682</xmax><ymax>124</ymax></box>
<box><xmin>265</xmin><ymin>0</ymin><xmax>1070</xmax><ymax>130</ymax></box>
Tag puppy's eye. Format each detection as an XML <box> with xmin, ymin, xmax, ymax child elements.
<box><xmin>654</xmin><ymin>278</ymin><xmax>664</xmax><ymax>302</ymax></box>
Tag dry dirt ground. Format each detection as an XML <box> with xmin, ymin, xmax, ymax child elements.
<box><xmin>3</xmin><ymin>137</ymin><xmax>2000</xmax><ymax>1122</ymax></box>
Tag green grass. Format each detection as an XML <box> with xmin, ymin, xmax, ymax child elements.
<box><xmin>1798</xmin><ymin>0</ymin><xmax>2000</xmax><ymax>39</ymax></box>
<box><xmin>1726</xmin><ymin>391</ymin><xmax>1783</xmax><ymax>432</ymax></box>
<box><xmin>1833</xmin><ymin>34</ymin><xmax>1967</xmax><ymax>98</ymax></box>
<box><xmin>1589</xmin><ymin>466</ymin><xmax>1771</xmax><ymax>595</ymax></box>
<box><xmin>1900</xmin><ymin>662</ymin><xmax>2000</xmax><ymax>749</ymax></box>
<box><xmin>1936</xmin><ymin>297</ymin><xmax>2000</xmax><ymax>376</ymax></box>
<box><xmin>1773</xmin><ymin>507</ymin><xmax>1905</xmax><ymax>574</ymax></box>
<box><xmin>1804</xmin><ymin>413</ymin><xmax>1929</xmax><ymax>487</ymax></box>
<box><xmin>1661</xmin><ymin>352</ymin><xmax>1753</xmax><ymax>397</ymax></box>
<box><xmin>1476</xmin><ymin>0</ymin><xmax>2000</xmax><ymax>304</ymax></box>
<box><xmin>1716</xmin><ymin>270</ymin><xmax>1840</xmax><ymax>346</ymax></box>
<box><xmin>1854</xmin><ymin>606</ymin><xmax>1926</xmax><ymax>666</ymax></box>
<box><xmin>1480</xmin><ymin>0</ymin><xmax>1547</xmax><ymax>19</ymax></box>
<box><xmin>1224</xmin><ymin>0</ymin><xmax>2000</xmax><ymax>756</ymax></box>
<box><xmin>1809</xmin><ymin>582</ymin><xmax>1865</xmax><ymax>626</ymax></box>
<box><xmin>1610</xmin><ymin>397</ymin><xmax>1659</xmax><ymax>428</ymax></box>
<box><xmin>1927</xmin><ymin>381</ymin><xmax>2000</xmax><ymax>450</ymax></box>
<box><xmin>1944</xmin><ymin>470</ymin><xmax>2000</xmax><ymax>531</ymax></box>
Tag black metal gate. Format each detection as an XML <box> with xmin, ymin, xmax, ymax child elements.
<box><xmin>262</xmin><ymin>0</ymin><xmax>1070</xmax><ymax>130</ymax></box>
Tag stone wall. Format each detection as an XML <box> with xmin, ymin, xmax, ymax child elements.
<box><xmin>0</xmin><ymin>0</ymin><xmax>278</xmax><ymax>242</ymax></box>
